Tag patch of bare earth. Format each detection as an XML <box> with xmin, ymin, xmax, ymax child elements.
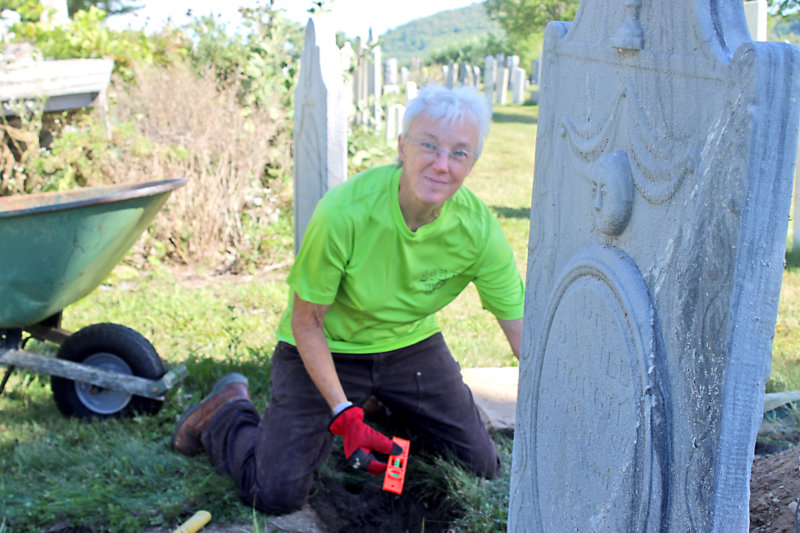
<box><xmin>751</xmin><ymin>444</ymin><xmax>800</xmax><ymax>532</ymax></box>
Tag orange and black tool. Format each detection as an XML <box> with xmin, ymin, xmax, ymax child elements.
<box><xmin>382</xmin><ymin>437</ymin><xmax>410</xmax><ymax>494</ymax></box>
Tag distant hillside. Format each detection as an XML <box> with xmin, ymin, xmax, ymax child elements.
<box><xmin>379</xmin><ymin>2</ymin><xmax>503</xmax><ymax>65</ymax></box>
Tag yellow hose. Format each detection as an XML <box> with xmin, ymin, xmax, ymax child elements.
<box><xmin>171</xmin><ymin>510</ymin><xmax>212</xmax><ymax>533</ymax></box>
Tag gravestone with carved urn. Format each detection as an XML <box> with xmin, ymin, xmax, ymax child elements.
<box><xmin>509</xmin><ymin>1</ymin><xmax>800</xmax><ymax>531</ymax></box>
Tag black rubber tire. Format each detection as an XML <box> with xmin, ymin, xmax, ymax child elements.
<box><xmin>51</xmin><ymin>323</ymin><xmax>166</xmax><ymax>419</ymax></box>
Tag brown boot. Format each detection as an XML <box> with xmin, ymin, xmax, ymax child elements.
<box><xmin>172</xmin><ymin>372</ymin><xmax>250</xmax><ymax>456</ymax></box>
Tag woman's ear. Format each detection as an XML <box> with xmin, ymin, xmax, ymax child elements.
<box><xmin>397</xmin><ymin>135</ymin><xmax>407</xmax><ymax>163</ymax></box>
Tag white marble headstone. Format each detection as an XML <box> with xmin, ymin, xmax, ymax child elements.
<box><xmin>293</xmin><ymin>19</ymin><xmax>347</xmax><ymax>254</ymax></box>
<box><xmin>509</xmin><ymin>1</ymin><xmax>800</xmax><ymax>531</ymax></box>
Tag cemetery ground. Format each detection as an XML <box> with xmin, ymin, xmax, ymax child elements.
<box><xmin>0</xmin><ymin>104</ymin><xmax>535</xmax><ymax>533</ymax></box>
<box><xmin>0</xmin><ymin>102</ymin><xmax>799</xmax><ymax>532</ymax></box>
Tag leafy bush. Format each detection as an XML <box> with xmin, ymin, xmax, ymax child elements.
<box><xmin>11</xmin><ymin>7</ymin><xmax>190</xmax><ymax>81</ymax></box>
<box><xmin>187</xmin><ymin>6</ymin><xmax>303</xmax><ymax>111</ymax></box>
<box><xmin>0</xmin><ymin>0</ymin><xmax>43</xmax><ymax>23</ymax></box>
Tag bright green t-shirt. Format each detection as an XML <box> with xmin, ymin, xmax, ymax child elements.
<box><xmin>276</xmin><ymin>164</ymin><xmax>524</xmax><ymax>353</ymax></box>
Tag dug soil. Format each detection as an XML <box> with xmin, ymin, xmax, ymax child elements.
<box><xmin>306</xmin><ymin>451</ymin><xmax>458</xmax><ymax>533</ymax></box>
<box><xmin>751</xmin><ymin>444</ymin><xmax>800</xmax><ymax>532</ymax></box>
<box><xmin>309</xmin><ymin>443</ymin><xmax>800</xmax><ymax>533</ymax></box>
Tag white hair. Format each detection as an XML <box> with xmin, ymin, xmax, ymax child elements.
<box><xmin>401</xmin><ymin>84</ymin><xmax>491</xmax><ymax>159</ymax></box>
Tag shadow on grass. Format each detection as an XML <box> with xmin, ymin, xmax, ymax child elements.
<box><xmin>491</xmin><ymin>206</ymin><xmax>531</xmax><ymax>219</ymax></box>
<box><xmin>491</xmin><ymin>110</ymin><xmax>537</xmax><ymax>125</ymax></box>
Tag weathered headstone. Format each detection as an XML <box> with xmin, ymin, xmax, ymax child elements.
<box><xmin>511</xmin><ymin>66</ymin><xmax>526</xmax><ymax>104</ymax></box>
<box><xmin>496</xmin><ymin>67</ymin><xmax>509</xmax><ymax>105</ymax></box>
<box><xmin>384</xmin><ymin>57</ymin><xmax>399</xmax><ymax>85</ymax></box>
<box><xmin>446</xmin><ymin>62</ymin><xmax>458</xmax><ymax>89</ymax></box>
<box><xmin>385</xmin><ymin>103</ymin><xmax>405</xmax><ymax>142</ymax></box>
<box><xmin>457</xmin><ymin>63</ymin><xmax>473</xmax><ymax>87</ymax></box>
<box><xmin>509</xmin><ymin>1</ymin><xmax>800</xmax><ymax>532</ymax></box>
<box><xmin>384</xmin><ymin>57</ymin><xmax>400</xmax><ymax>94</ymax></box>
<box><xmin>369</xmin><ymin>42</ymin><xmax>382</xmax><ymax>131</ymax></box>
<box><xmin>405</xmin><ymin>81</ymin><xmax>418</xmax><ymax>103</ymax></box>
<box><xmin>340</xmin><ymin>41</ymin><xmax>355</xmax><ymax>121</ymax></box>
<box><xmin>485</xmin><ymin>55</ymin><xmax>495</xmax><ymax>109</ymax></box>
<box><xmin>530</xmin><ymin>59</ymin><xmax>541</xmax><ymax>85</ymax></box>
<box><xmin>293</xmin><ymin>19</ymin><xmax>347</xmax><ymax>254</ymax></box>
<box><xmin>353</xmin><ymin>37</ymin><xmax>369</xmax><ymax>126</ymax></box>
<box><xmin>744</xmin><ymin>0</ymin><xmax>768</xmax><ymax>42</ymax></box>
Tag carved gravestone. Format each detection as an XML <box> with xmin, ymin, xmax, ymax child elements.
<box><xmin>496</xmin><ymin>67</ymin><xmax>509</xmax><ymax>105</ymax></box>
<box><xmin>511</xmin><ymin>67</ymin><xmax>526</xmax><ymax>104</ymax></box>
<box><xmin>384</xmin><ymin>57</ymin><xmax>399</xmax><ymax>86</ymax></box>
<box><xmin>485</xmin><ymin>55</ymin><xmax>495</xmax><ymax>110</ymax></box>
<box><xmin>293</xmin><ymin>19</ymin><xmax>347</xmax><ymax>253</ymax></box>
<box><xmin>509</xmin><ymin>1</ymin><xmax>800</xmax><ymax>532</ymax></box>
<box><xmin>369</xmin><ymin>42</ymin><xmax>382</xmax><ymax>131</ymax></box>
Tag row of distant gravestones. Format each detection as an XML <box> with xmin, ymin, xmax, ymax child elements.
<box><xmin>351</xmin><ymin>55</ymin><xmax>541</xmax><ymax>140</ymax></box>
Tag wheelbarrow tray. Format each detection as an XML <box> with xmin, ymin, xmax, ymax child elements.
<box><xmin>0</xmin><ymin>178</ymin><xmax>186</xmax><ymax>328</ymax></box>
<box><xmin>0</xmin><ymin>179</ymin><xmax>187</xmax><ymax>413</ymax></box>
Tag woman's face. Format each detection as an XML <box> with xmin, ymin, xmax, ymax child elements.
<box><xmin>397</xmin><ymin>113</ymin><xmax>479</xmax><ymax>210</ymax></box>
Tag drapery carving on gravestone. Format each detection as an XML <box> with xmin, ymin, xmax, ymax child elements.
<box><xmin>509</xmin><ymin>1</ymin><xmax>800</xmax><ymax>532</ymax></box>
<box><xmin>293</xmin><ymin>19</ymin><xmax>347</xmax><ymax>254</ymax></box>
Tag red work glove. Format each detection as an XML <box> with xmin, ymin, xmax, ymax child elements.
<box><xmin>328</xmin><ymin>405</ymin><xmax>402</xmax><ymax>475</ymax></box>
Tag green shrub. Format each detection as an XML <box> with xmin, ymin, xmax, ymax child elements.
<box><xmin>11</xmin><ymin>7</ymin><xmax>190</xmax><ymax>81</ymax></box>
<box><xmin>0</xmin><ymin>0</ymin><xmax>43</xmax><ymax>22</ymax></box>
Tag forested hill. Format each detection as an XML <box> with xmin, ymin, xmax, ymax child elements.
<box><xmin>379</xmin><ymin>2</ymin><xmax>503</xmax><ymax>65</ymax></box>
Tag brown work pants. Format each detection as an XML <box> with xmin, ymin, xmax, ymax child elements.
<box><xmin>200</xmin><ymin>333</ymin><xmax>499</xmax><ymax>514</ymax></box>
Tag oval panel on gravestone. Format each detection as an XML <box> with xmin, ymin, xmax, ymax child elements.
<box><xmin>534</xmin><ymin>245</ymin><xmax>661</xmax><ymax>532</ymax></box>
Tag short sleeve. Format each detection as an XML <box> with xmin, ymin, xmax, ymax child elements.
<box><xmin>472</xmin><ymin>216</ymin><xmax>525</xmax><ymax>320</ymax></box>
<box><xmin>287</xmin><ymin>195</ymin><xmax>353</xmax><ymax>305</ymax></box>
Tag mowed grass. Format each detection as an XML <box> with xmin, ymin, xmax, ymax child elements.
<box><xmin>436</xmin><ymin>104</ymin><xmax>537</xmax><ymax>367</ymax></box>
<box><xmin>769</xmin><ymin>249</ymin><xmax>800</xmax><ymax>393</ymax></box>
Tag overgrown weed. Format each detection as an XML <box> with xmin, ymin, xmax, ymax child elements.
<box><xmin>109</xmin><ymin>61</ymin><xmax>294</xmax><ymax>268</ymax></box>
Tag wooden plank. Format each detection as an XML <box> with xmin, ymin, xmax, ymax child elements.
<box><xmin>1</xmin><ymin>58</ymin><xmax>113</xmax><ymax>116</ymax></box>
<box><xmin>0</xmin><ymin>348</ymin><xmax>167</xmax><ymax>398</ymax></box>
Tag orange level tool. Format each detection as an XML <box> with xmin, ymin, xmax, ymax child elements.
<box><xmin>382</xmin><ymin>437</ymin><xmax>410</xmax><ymax>494</ymax></box>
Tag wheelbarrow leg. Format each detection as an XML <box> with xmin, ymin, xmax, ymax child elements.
<box><xmin>0</xmin><ymin>365</ymin><xmax>14</xmax><ymax>395</ymax></box>
<box><xmin>0</xmin><ymin>329</ymin><xmax>22</xmax><ymax>396</ymax></box>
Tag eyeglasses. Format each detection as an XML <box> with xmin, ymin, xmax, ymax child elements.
<box><xmin>405</xmin><ymin>137</ymin><xmax>476</xmax><ymax>165</ymax></box>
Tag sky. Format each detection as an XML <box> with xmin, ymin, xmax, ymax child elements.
<box><xmin>106</xmin><ymin>0</ymin><xmax>482</xmax><ymax>40</ymax></box>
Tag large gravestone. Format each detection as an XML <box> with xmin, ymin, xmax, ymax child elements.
<box><xmin>293</xmin><ymin>19</ymin><xmax>347</xmax><ymax>254</ymax></box>
<box><xmin>509</xmin><ymin>1</ymin><xmax>800</xmax><ymax>531</ymax></box>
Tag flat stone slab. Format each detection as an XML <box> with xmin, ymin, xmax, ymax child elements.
<box><xmin>462</xmin><ymin>366</ymin><xmax>519</xmax><ymax>431</ymax></box>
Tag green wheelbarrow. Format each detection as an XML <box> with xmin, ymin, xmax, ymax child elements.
<box><xmin>0</xmin><ymin>178</ymin><xmax>188</xmax><ymax>419</ymax></box>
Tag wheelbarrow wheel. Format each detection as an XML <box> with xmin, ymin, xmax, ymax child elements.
<box><xmin>51</xmin><ymin>323</ymin><xmax>166</xmax><ymax>419</ymax></box>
